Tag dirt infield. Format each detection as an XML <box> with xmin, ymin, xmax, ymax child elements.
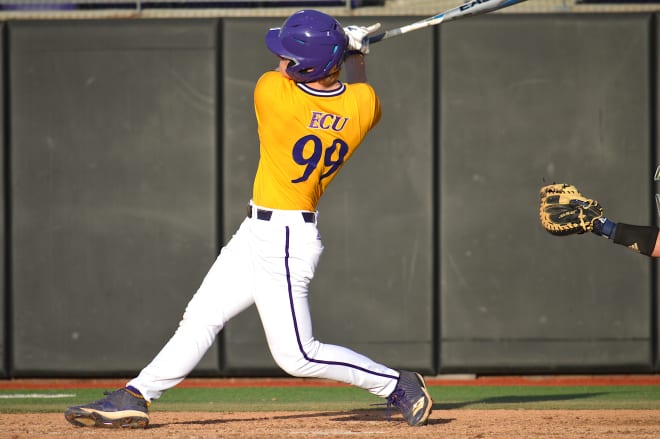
<box><xmin>2</xmin><ymin>376</ymin><xmax>660</xmax><ymax>438</ymax></box>
<box><xmin>3</xmin><ymin>410</ymin><xmax>660</xmax><ymax>438</ymax></box>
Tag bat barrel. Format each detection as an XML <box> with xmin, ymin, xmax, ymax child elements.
<box><xmin>366</xmin><ymin>0</ymin><xmax>527</xmax><ymax>45</ymax></box>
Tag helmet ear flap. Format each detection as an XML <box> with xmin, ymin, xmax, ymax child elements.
<box><xmin>285</xmin><ymin>58</ymin><xmax>315</xmax><ymax>78</ymax></box>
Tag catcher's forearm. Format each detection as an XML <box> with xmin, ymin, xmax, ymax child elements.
<box><xmin>612</xmin><ymin>223</ymin><xmax>660</xmax><ymax>257</ymax></box>
<box><xmin>653</xmin><ymin>232</ymin><xmax>660</xmax><ymax>257</ymax></box>
<box><xmin>596</xmin><ymin>220</ymin><xmax>660</xmax><ymax>257</ymax></box>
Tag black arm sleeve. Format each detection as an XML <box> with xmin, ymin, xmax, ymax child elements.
<box><xmin>612</xmin><ymin>223</ymin><xmax>659</xmax><ymax>256</ymax></box>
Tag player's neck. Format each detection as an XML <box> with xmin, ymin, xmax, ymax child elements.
<box><xmin>305</xmin><ymin>70</ymin><xmax>341</xmax><ymax>91</ymax></box>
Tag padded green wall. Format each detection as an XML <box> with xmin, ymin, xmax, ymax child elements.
<box><xmin>9</xmin><ymin>20</ymin><xmax>220</xmax><ymax>375</ymax></box>
<box><xmin>439</xmin><ymin>14</ymin><xmax>653</xmax><ymax>372</ymax></box>
<box><xmin>0</xmin><ymin>14</ymin><xmax>657</xmax><ymax>376</ymax></box>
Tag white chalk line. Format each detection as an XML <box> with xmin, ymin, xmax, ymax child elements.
<box><xmin>0</xmin><ymin>393</ymin><xmax>75</xmax><ymax>399</ymax></box>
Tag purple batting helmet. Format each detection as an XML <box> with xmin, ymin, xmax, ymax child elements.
<box><xmin>266</xmin><ymin>10</ymin><xmax>348</xmax><ymax>83</ymax></box>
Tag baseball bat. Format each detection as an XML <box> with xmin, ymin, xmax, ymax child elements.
<box><xmin>368</xmin><ymin>0</ymin><xmax>528</xmax><ymax>44</ymax></box>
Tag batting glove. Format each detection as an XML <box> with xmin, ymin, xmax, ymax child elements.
<box><xmin>344</xmin><ymin>23</ymin><xmax>381</xmax><ymax>55</ymax></box>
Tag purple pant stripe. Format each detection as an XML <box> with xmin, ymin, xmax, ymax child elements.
<box><xmin>283</xmin><ymin>226</ymin><xmax>397</xmax><ymax>381</ymax></box>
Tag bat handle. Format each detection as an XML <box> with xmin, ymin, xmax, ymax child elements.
<box><xmin>368</xmin><ymin>28</ymin><xmax>403</xmax><ymax>45</ymax></box>
<box><xmin>368</xmin><ymin>32</ymin><xmax>386</xmax><ymax>44</ymax></box>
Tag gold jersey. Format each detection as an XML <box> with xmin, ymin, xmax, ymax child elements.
<box><xmin>252</xmin><ymin>71</ymin><xmax>381</xmax><ymax>212</ymax></box>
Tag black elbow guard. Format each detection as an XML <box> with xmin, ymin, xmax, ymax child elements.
<box><xmin>612</xmin><ymin>223</ymin><xmax>659</xmax><ymax>256</ymax></box>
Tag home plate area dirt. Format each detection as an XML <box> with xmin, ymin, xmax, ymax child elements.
<box><xmin>2</xmin><ymin>410</ymin><xmax>660</xmax><ymax>438</ymax></box>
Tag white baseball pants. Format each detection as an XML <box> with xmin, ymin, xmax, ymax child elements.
<box><xmin>128</xmin><ymin>203</ymin><xmax>399</xmax><ymax>402</ymax></box>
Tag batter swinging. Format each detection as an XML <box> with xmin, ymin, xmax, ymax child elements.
<box><xmin>65</xmin><ymin>10</ymin><xmax>432</xmax><ymax>429</ymax></box>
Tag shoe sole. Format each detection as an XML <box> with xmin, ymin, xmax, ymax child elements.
<box><xmin>65</xmin><ymin>408</ymin><xmax>149</xmax><ymax>429</ymax></box>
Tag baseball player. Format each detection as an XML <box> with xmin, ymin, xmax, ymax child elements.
<box><xmin>65</xmin><ymin>10</ymin><xmax>433</xmax><ymax>429</ymax></box>
<box><xmin>539</xmin><ymin>183</ymin><xmax>660</xmax><ymax>257</ymax></box>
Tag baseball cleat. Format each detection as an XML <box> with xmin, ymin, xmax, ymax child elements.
<box><xmin>386</xmin><ymin>370</ymin><xmax>433</xmax><ymax>426</ymax></box>
<box><xmin>64</xmin><ymin>386</ymin><xmax>150</xmax><ymax>428</ymax></box>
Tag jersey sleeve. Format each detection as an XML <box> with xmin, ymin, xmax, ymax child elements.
<box><xmin>254</xmin><ymin>71</ymin><xmax>291</xmax><ymax>124</ymax></box>
<box><xmin>347</xmin><ymin>82</ymin><xmax>381</xmax><ymax>132</ymax></box>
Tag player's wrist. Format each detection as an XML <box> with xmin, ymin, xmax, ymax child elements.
<box><xmin>592</xmin><ymin>217</ymin><xmax>617</xmax><ymax>239</ymax></box>
<box><xmin>344</xmin><ymin>50</ymin><xmax>365</xmax><ymax>58</ymax></box>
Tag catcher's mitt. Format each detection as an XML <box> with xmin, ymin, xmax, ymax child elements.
<box><xmin>539</xmin><ymin>183</ymin><xmax>604</xmax><ymax>235</ymax></box>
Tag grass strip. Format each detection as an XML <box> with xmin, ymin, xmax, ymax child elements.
<box><xmin>1</xmin><ymin>385</ymin><xmax>659</xmax><ymax>413</ymax></box>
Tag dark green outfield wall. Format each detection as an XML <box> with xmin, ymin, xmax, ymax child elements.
<box><xmin>0</xmin><ymin>14</ymin><xmax>657</xmax><ymax>377</ymax></box>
